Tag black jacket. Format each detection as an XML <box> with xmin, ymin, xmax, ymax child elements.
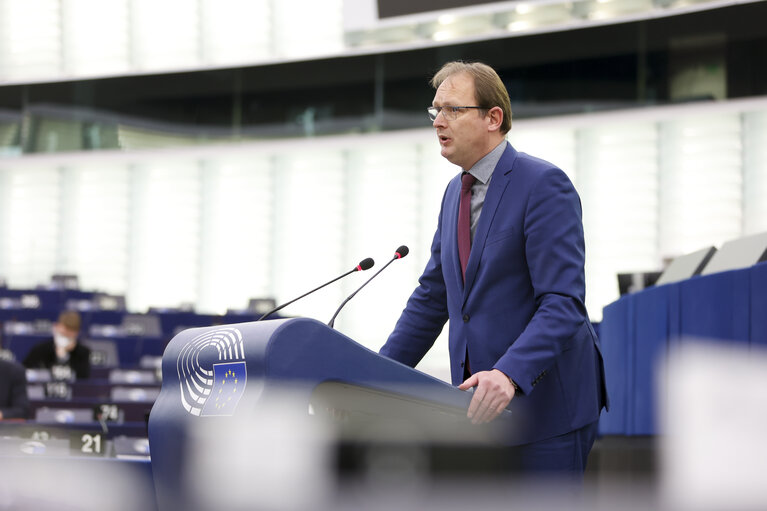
<box><xmin>23</xmin><ymin>339</ymin><xmax>91</xmax><ymax>379</ymax></box>
<box><xmin>0</xmin><ymin>359</ymin><xmax>30</xmax><ymax>419</ymax></box>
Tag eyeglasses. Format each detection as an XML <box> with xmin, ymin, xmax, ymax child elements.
<box><xmin>427</xmin><ymin>105</ymin><xmax>486</xmax><ymax>121</ymax></box>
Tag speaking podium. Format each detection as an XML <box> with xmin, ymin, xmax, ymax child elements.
<box><xmin>148</xmin><ymin>318</ymin><xmax>513</xmax><ymax>510</ymax></box>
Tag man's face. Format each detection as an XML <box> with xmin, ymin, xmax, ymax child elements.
<box><xmin>432</xmin><ymin>72</ymin><xmax>491</xmax><ymax>170</ymax></box>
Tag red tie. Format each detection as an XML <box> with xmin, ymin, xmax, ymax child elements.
<box><xmin>458</xmin><ymin>172</ymin><xmax>476</xmax><ymax>282</ymax></box>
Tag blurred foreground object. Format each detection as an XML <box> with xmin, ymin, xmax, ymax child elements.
<box><xmin>0</xmin><ymin>456</ymin><xmax>155</xmax><ymax>511</ymax></box>
<box><xmin>661</xmin><ymin>340</ymin><xmax>767</xmax><ymax>511</ymax></box>
<box><xmin>148</xmin><ymin>318</ymin><xmax>517</xmax><ymax>511</ymax></box>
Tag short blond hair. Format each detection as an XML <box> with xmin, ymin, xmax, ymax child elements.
<box><xmin>431</xmin><ymin>61</ymin><xmax>512</xmax><ymax>134</ymax></box>
<box><xmin>57</xmin><ymin>310</ymin><xmax>81</xmax><ymax>332</ymax></box>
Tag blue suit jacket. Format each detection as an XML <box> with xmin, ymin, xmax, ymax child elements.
<box><xmin>381</xmin><ymin>142</ymin><xmax>607</xmax><ymax>445</ymax></box>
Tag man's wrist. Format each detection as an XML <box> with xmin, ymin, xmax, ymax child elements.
<box><xmin>492</xmin><ymin>369</ymin><xmax>520</xmax><ymax>391</ymax></box>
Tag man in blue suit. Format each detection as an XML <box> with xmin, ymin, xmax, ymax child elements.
<box><xmin>380</xmin><ymin>61</ymin><xmax>607</xmax><ymax>474</ymax></box>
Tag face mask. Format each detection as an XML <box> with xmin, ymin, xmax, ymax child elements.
<box><xmin>54</xmin><ymin>333</ymin><xmax>72</xmax><ymax>349</ymax></box>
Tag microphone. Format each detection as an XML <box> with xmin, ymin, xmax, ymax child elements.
<box><xmin>257</xmin><ymin>257</ymin><xmax>374</xmax><ymax>321</ymax></box>
<box><xmin>328</xmin><ymin>245</ymin><xmax>409</xmax><ymax>328</ymax></box>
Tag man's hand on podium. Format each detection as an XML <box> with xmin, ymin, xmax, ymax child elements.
<box><xmin>458</xmin><ymin>369</ymin><xmax>515</xmax><ymax>424</ymax></box>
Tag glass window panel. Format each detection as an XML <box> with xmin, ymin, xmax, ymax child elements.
<box><xmin>578</xmin><ymin>123</ymin><xmax>659</xmax><ymax>320</ymax></box>
<box><xmin>0</xmin><ymin>166</ymin><xmax>61</xmax><ymax>287</ymax></box>
<box><xmin>0</xmin><ymin>118</ymin><xmax>21</xmax><ymax>155</ymax></box>
<box><xmin>61</xmin><ymin>0</ymin><xmax>130</xmax><ymax>76</ymax></box>
<box><xmin>508</xmin><ymin>127</ymin><xmax>577</xmax><ymax>184</ymax></box>
<box><xmin>30</xmin><ymin>118</ymin><xmax>84</xmax><ymax>153</ymax></box>
<box><xmin>131</xmin><ymin>0</ymin><xmax>200</xmax><ymax>71</ymax></box>
<box><xmin>0</xmin><ymin>0</ymin><xmax>61</xmax><ymax>81</ymax></box>
<box><xmin>659</xmin><ymin>114</ymin><xmax>743</xmax><ymax>258</ymax></box>
<box><xmin>200</xmin><ymin>0</ymin><xmax>271</xmax><ymax>65</ymax></box>
<box><xmin>58</xmin><ymin>163</ymin><xmax>131</xmax><ymax>294</ymax></box>
<box><xmin>127</xmin><ymin>159</ymin><xmax>202</xmax><ymax>311</ymax></box>
<box><xmin>270</xmin><ymin>150</ymin><xmax>346</xmax><ymax>321</ymax></box>
<box><xmin>196</xmin><ymin>155</ymin><xmax>274</xmax><ymax>313</ymax></box>
<box><xmin>743</xmin><ymin>110</ymin><xmax>767</xmax><ymax>235</ymax></box>
<box><xmin>118</xmin><ymin>126</ymin><xmax>202</xmax><ymax>151</ymax></box>
<box><xmin>341</xmin><ymin>143</ymin><xmax>422</xmax><ymax>347</ymax></box>
<box><xmin>273</xmin><ymin>0</ymin><xmax>343</xmax><ymax>58</ymax></box>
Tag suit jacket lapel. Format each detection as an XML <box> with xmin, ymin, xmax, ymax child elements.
<box><xmin>462</xmin><ymin>144</ymin><xmax>517</xmax><ymax>301</ymax></box>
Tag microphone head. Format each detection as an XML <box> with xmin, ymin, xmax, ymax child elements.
<box><xmin>356</xmin><ymin>257</ymin><xmax>375</xmax><ymax>271</ymax></box>
<box><xmin>395</xmin><ymin>245</ymin><xmax>409</xmax><ymax>259</ymax></box>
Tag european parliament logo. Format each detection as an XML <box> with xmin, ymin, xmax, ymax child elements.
<box><xmin>177</xmin><ymin>327</ymin><xmax>247</xmax><ymax>417</ymax></box>
<box><xmin>200</xmin><ymin>362</ymin><xmax>247</xmax><ymax>416</ymax></box>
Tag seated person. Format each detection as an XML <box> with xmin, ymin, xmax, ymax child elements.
<box><xmin>23</xmin><ymin>311</ymin><xmax>91</xmax><ymax>380</ymax></box>
<box><xmin>0</xmin><ymin>358</ymin><xmax>30</xmax><ymax>420</ymax></box>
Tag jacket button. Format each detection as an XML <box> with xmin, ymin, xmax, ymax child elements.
<box><xmin>463</xmin><ymin>314</ymin><xmax>470</xmax><ymax>323</ymax></box>
<box><xmin>460</xmin><ymin>361</ymin><xmax>465</xmax><ymax>367</ymax></box>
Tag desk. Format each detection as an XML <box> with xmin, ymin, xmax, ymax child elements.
<box><xmin>153</xmin><ymin>311</ymin><xmax>261</xmax><ymax>336</ymax></box>
<box><xmin>0</xmin><ymin>420</ymin><xmax>148</xmax><ymax>441</ymax></box>
<box><xmin>599</xmin><ymin>261</ymin><xmax>767</xmax><ymax>435</ymax></box>
<box><xmin>4</xmin><ymin>333</ymin><xmax>166</xmax><ymax>367</ymax></box>
<box><xmin>0</xmin><ymin>289</ymin><xmax>95</xmax><ymax>310</ymax></box>
<box><xmin>31</xmin><ymin>397</ymin><xmax>153</xmax><ymax>422</ymax></box>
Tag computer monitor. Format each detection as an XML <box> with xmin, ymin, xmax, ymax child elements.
<box><xmin>656</xmin><ymin>246</ymin><xmax>717</xmax><ymax>286</ymax></box>
<box><xmin>701</xmin><ymin>231</ymin><xmax>767</xmax><ymax>276</ymax></box>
